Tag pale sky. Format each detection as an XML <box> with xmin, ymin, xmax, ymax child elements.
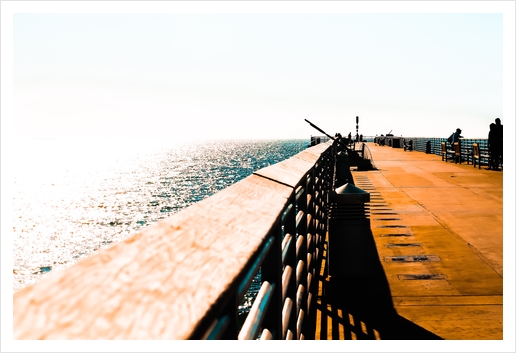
<box><xmin>1</xmin><ymin>2</ymin><xmax>516</xmax><ymax>352</ymax></box>
<box><xmin>3</xmin><ymin>1</ymin><xmax>514</xmax><ymax>141</ymax></box>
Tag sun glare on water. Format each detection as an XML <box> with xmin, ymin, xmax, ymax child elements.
<box><xmin>11</xmin><ymin>137</ymin><xmax>308</xmax><ymax>291</ymax></box>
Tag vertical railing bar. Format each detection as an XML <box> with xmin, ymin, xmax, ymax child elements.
<box><xmin>296</xmin><ymin>260</ymin><xmax>305</xmax><ymax>285</ymax></box>
<box><xmin>282</xmin><ymin>203</ymin><xmax>294</xmax><ymax>223</ymax></box>
<box><xmin>236</xmin><ymin>236</ymin><xmax>275</xmax><ymax>299</ymax></box>
<box><xmin>295</xmin><ymin>211</ymin><xmax>305</xmax><ymax>229</ymax></box>
<box><xmin>260</xmin><ymin>329</ymin><xmax>273</xmax><ymax>340</ymax></box>
<box><xmin>305</xmin><ymin>167</ymin><xmax>317</xmax><ymax>340</ymax></box>
<box><xmin>283</xmin><ymin>194</ymin><xmax>297</xmax><ymax>339</ymax></box>
<box><xmin>295</xmin><ymin>174</ymin><xmax>308</xmax><ymax>339</ymax></box>
<box><xmin>201</xmin><ymin>315</ymin><xmax>230</xmax><ymax>340</ymax></box>
<box><xmin>260</xmin><ymin>221</ymin><xmax>283</xmax><ymax>340</ymax></box>
<box><xmin>295</xmin><ymin>186</ymin><xmax>305</xmax><ymax>200</ymax></box>
<box><xmin>281</xmin><ymin>266</ymin><xmax>293</xmax><ymax>302</ymax></box>
<box><xmin>296</xmin><ymin>308</ymin><xmax>305</xmax><ymax>340</ymax></box>
<box><xmin>282</xmin><ymin>298</ymin><xmax>294</xmax><ymax>339</ymax></box>
<box><xmin>237</xmin><ymin>281</ymin><xmax>276</xmax><ymax>340</ymax></box>
<box><xmin>281</xmin><ymin>234</ymin><xmax>293</xmax><ymax>265</ymax></box>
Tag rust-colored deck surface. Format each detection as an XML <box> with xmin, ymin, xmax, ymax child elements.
<box><xmin>313</xmin><ymin>143</ymin><xmax>504</xmax><ymax>342</ymax></box>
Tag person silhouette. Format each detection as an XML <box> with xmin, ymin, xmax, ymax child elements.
<box><xmin>448</xmin><ymin>128</ymin><xmax>463</xmax><ymax>146</ymax></box>
<box><xmin>495</xmin><ymin>118</ymin><xmax>503</xmax><ymax>167</ymax></box>
<box><xmin>488</xmin><ymin>119</ymin><xmax>503</xmax><ymax>170</ymax></box>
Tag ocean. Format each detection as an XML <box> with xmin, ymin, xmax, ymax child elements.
<box><xmin>11</xmin><ymin>137</ymin><xmax>309</xmax><ymax>312</ymax></box>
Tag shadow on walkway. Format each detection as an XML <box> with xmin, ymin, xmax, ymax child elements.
<box><xmin>313</xmin><ymin>228</ymin><xmax>443</xmax><ymax>340</ymax></box>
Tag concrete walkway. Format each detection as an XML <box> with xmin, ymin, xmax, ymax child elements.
<box><xmin>314</xmin><ymin>143</ymin><xmax>504</xmax><ymax>341</ymax></box>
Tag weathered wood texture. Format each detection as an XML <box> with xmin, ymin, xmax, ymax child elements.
<box><xmin>294</xmin><ymin>142</ymin><xmax>332</xmax><ymax>165</ymax></box>
<box><xmin>13</xmin><ymin>143</ymin><xmax>333</xmax><ymax>340</ymax></box>
<box><xmin>254</xmin><ymin>142</ymin><xmax>331</xmax><ymax>187</ymax></box>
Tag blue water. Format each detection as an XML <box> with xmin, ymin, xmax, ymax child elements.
<box><xmin>11</xmin><ymin>138</ymin><xmax>309</xmax><ymax>311</ymax></box>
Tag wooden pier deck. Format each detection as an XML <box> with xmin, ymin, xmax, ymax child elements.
<box><xmin>313</xmin><ymin>143</ymin><xmax>504</xmax><ymax>341</ymax></box>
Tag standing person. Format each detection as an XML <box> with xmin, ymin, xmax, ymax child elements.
<box><xmin>487</xmin><ymin>123</ymin><xmax>497</xmax><ymax>170</ymax></box>
<box><xmin>495</xmin><ymin>118</ymin><xmax>503</xmax><ymax>167</ymax></box>
<box><xmin>489</xmin><ymin>119</ymin><xmax>503</xmax><ymax>170</ymax></box>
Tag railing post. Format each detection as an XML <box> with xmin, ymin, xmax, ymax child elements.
<box><xmin>283</xmin><ymin>194</ymin><xmax>297</xmax><ymax>339</ymax></box>
<box><xmin>313</xmin><ymin>160</ymin><xmax>325</xmax><ymax>262</ymax></box>
<box><xmin>260</xmin><ymin>224</ymin><xmax>283</xmax><ymax>339</ymax></box>
<box><xmin>306</xmin><ymin>172</ymin><xmax>316</xmax><ymax>253</ymax></box>
<box><xmin>304</xmin><ymin>170</ymin><xmax>316</xmax><ymax>340</ymax></box>
<box><xmin>295</xmin><ymin>183</ymin><xmax>308</xmax><ymax>339</ymax></box>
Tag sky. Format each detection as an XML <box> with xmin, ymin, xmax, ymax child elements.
<box><xmin>3</xmin><ymin>1</ymin><xmax>514</xmax><ymax>141</ymax></box>
<box><xmin>1</xmin><ymin>1</ymin><xmax>515</xmax><ymax>352</ymax></box>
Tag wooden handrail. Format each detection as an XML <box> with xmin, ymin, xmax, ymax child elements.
<box><xmin>13</xmin><ymin>141</ymin><xmax>335</xmax><ymax>340</ymax></box>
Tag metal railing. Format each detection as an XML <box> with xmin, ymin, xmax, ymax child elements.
<box><xmin>401</xmin><ymin>137</ymin><xmax>489</xmax><ymax>164</ymax></box>
<box><xmin>371</xmin><ymin>136</ymin><xmax>491</xmax><ymax>164</ymax></box>
<box><xmin>232</xmin><ymin>143</ymin><xmax>334</xmax><ymax>340</ymax></box>
<box><xmin>171</xmin><ymin>142</ymin><xmax>336</xmax><ymax>339</ymax></box>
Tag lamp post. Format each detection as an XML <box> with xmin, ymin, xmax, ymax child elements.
<box><xmin>355</xmin><ymin>116</ymin><xmax>359</xmax><ymax>141</ymax></box>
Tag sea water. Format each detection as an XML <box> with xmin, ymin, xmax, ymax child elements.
<box><xmin>11</xmin><ymin>137</ymin><xmax>309</xmax><ymax>311</ymax></box>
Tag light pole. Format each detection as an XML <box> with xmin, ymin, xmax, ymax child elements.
<box><xmin>356</xmin><ymin>116</ymin><xmax>359</xmax><ymax>141</ymax></box>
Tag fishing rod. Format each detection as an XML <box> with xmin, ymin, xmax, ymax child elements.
<box><xmin>304</xmin><ymin>119</ymin><xmax>337</xmax><ymax>142</ymax></box>
<box><xmin>304</xmin><ymin>119</ymin><xmax>347</xmax><ymax>148</ymax></box>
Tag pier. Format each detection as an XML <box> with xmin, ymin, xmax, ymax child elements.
<box><xmin>314</xmin><ymin>142</ymin><xmax>503</xmax><ymax>340</ymax></box>
<box><xmin>12</xmin><ymin>140</ymin><xmax>503</xmax><ymax>341</ymax></box>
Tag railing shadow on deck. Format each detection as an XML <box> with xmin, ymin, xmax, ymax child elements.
<box><xmin>312</xmin><ymin>227</ymin><xmax>443</xmax><ymax>340</ymax></box>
